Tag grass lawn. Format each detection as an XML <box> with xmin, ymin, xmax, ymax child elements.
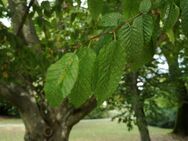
<box><xmin>0</xmin><ymin>118</ymin><xmax>187</xmax><ymax>141</ymax></box>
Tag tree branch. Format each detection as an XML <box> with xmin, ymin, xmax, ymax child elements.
<box><xmin>16</xmin><ymin>0</ymin><xmax>35</xmax><ymax>36</ymax></box>
<box><xmin>8</xmin><ymin>0</ymin><xmax>39</xmax><ymax>44</ymax></box>
<box><xmin>67</xmin><ymin>96</ymin><xmax>97</xmax><ymax>127</ymax></box>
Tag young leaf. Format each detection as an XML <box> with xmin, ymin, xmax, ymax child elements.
<box><xmin>139</xmin><ymin>0</ymin><xmax>152</xmax><ymax>13</ymax></box>
<box><xmin>44</xmin><ymin>53</ymin><xmax>79</xmax><ymax>107</ymax></box>
<box><xmin>69</xmin><ymin>48</ymin><xmax>96</xmax><ymax>107</ymax></box>
<box><xmin>94</xmin><ymin>41</ymin><xmax>126</xmax><ymax>104</ymax></box>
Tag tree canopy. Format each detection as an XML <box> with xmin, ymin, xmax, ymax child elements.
<box><xmin>0</xmin><ymin>0</ymin><xmax>188</xmax><ymax>141</ymax></box>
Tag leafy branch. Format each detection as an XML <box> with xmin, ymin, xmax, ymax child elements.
<box><xmin>70</xmin><ymin>12</ymin><xmax>143</xmax><ymax>49</ymax></box>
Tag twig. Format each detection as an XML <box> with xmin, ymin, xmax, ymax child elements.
<box><xmin>16</xmin><ymin>0</ymin><xmax>35</xmax><ymax>36</ymax></box>
<box><xmin>70</xmin><ymin>12</ymin><xmax>143</xmax><ymax>49</ymax></box>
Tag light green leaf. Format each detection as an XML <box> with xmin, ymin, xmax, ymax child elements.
<box><xmin>69</xmin><ymin>48</ymin><xmax>96</xmax><ymax>107</ymax></box>
<box><xmin>166</xmin><ymin>29</ymin><xmax>175</xmax><ymax>44</ymax></box>
<box><xmin>94</xmin><ymin>41</ymin><xmax>126</xmax><ymax>104</ymax></box>
<box><xmin>44</xmin><ymin>53</ymin><xmax>79</xmax><ymax>107</ymax></box>
<box><xmin>100</xmin><ymin>12</ymin><xmax>124</xmax><ymax>27</ymax></box>
<box><xmin>139</xmin><ymin>0</ymin><xmax>152</xmax><ymax>13</ymax></box>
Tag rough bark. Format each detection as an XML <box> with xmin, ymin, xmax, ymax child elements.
<box><xmin>8</xmin><ymin>0</ymin><xmax>39</xmax><ymax>44</ymax></box>
<box><xmin>127</xmin><ymin>73</ymin><xmax>151</xmax><ymax>141</ymax></box>
<box><xmin>0</xmin><ymin>83</ymin><xmax>97</xmax><ymax>141</ymax></box>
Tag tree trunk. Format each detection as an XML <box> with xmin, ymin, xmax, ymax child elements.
<box><xmin>0</xmin><ymin>84</ymin><xmax>97</xmax><ymax>141</ymax></box>
<box><xmin>162</xmin><ymin>44</ymin><xmax>188</xmax><ymax>136</ymax></box>
<box><xmin>1</xmin><ymin>1</ymin><xmax>98</xmax><ymax>141</ymax></box>
<box><xmin>133</xmin><ymin>97</ymin><xmax>151</xmax><ymax>141</ymax></box>
<box><xmin>23</xmin><ymin>120</ymin><xmax>71</xmax><ymax>141</ymax></box>
<box><xmin>173</xmin><ymin>102</ymin><xmax>188</xmax><ymax>136</ymax></box>
<box><xmin>173</xmin><ymin>82</ymin><xmax>188</xmax><ymax>136</ymax></box>
<box><xmin>127</xmin><ymin>73</ymin><xmax>151</xmax><ymax>141</ymax></box>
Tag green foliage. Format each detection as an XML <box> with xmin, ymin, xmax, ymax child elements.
<box><xmin>85</xmin><ymin>106</ymin><xmax>109</xmax><ymax>119</ymax></box>
<box><xmin>94</xmin><ymin>41</ymin><xmax>126</xmax><ymax>104</ymax></box>
<box><xmin>2</xmin><ymin>0</ymin><xmax>188</xmax><ymax>132</ymax></box>
<box><xmin>180</xmin><ymin>0</ymin><xmax>188</xmax><ymax>35</ymax></box>
<box><xmin>121</xmin><ymin>0</ymin><xmax>140</xmax><ymax>19</ymax></box>
<box><xmin>0</xmin><ymin>100</ymin><xmax>19</xmax><ymax>117</ymax></box>
<box><xmin>139</xmin><ymin>0</ymin><xmax>152</xmax><ymax>13</ymax></box>
<box><xmin>162</xmin><ymin>2</ymin><xmax>180</xmax><ymax>31</ymax></box>
<box><xmin>118</xmin><ymin>13</ymin><xmax>154</xmax><ymax>71</ymax></box>
<box><xmin>69</xmin><ymin>48</ymin><xmax>96</xmax><ymax>107</ymax></box>
<box><xmin>100</xmin><ymin>12</ymin><xmax>124</xmax><ymax>27</ymax></box>
<box><xmin>119</xmin><ymin>24</ymin><xmax>142</xmax><ymax>71</ymax></box>
<box><xmin>44</xmin><ymin>53</ymin><xmax>79</xmax><ymax>107</ymax></box>
<box><xmin>133</xmin><ymin>14</ymin><xmax>153</xmax><ymax>45</ymax></box>
<box><xmin>87</xmin><ymin>0</ymin><xmax>103</xmax><ymax>19</ymax></box>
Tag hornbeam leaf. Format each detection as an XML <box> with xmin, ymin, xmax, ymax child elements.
<box><xmin>69</xmin><ymin>48</ymin><xmax>96</xmax><ymax>107</ymax></box>
<box><xmin>133</xmin><ymin>14</ymin><xmax>154</xmax><ymax>45</ymax></box>
<box><xmin>119</xmin><ymin>24</ymin><xmax>144</xmax><ymax>71</ymax></box>
<box><xmin>100</xmin><ymin>12</ymin><xmax>124</xmax><ymax>27</ymax></box>
<box><xmin>121</xmin><ymin>0</ymin><xmax>140</xmax><ymax>19</ymax></box>
<box><xmin>44</xmin><ymin>53</ymin><xmax>79</xmax><ymax>107</ymax></box>
<box><xmin>139</xmin><ymin>0</ymin><xmax>152</xmax><ymax>13</ymax></box>
<box><xmin>94</xmin><ymin>41</ymin><xmax>126</xmax><ymax>104</ymax></box>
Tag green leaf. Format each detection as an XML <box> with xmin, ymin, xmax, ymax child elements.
<box><xmin>94</xmin><ymin>34</ymin><xmax>113</xmax><ymax>54</ymax></box>
<box><xmin>87</xmin><ymin>0</ymin><xmax>103</xmax><ymax>19</ymax></box>
<box><xmin>163</xmin><ymin>3</ymin><xmax>180</xmax><ymax>31</ymax></box>
<box><xmin>44</xmin><ymin>53</ymin><xmax>79</xmax><ymax>107</ymax></box>
<box><xmin>94</xmin><ymin>41</ymin><xmax>126</xmax><ymax>104</ymax></box>
<box><xmin>121</xmin><ymin>0</ymin><xmax>140</xmax><ymax>19</ymax></box>
<box><xmin>119</xmin><ymin>24</ymin><xmax>144</xmax><ymax>71</ymax></box>
<box><xmin>139</xmin><ymin>0</ymin><xmax>152</xmax><ymax>13</ymax></box>
<box><xmin>133</xmin><ymin>14</ymin><xmax>154</xmax><ymax>45</ymax></box>
<box><xmin>69</xmin><ymin>48</ymin><xmax>96</xmax><ymax>107</ymax></box>
<box><xmin>100</xmin><ymin>12</ymin><xmax>124</xmax><ymax>27</ymax></box>
<box><xmin>166</xmin><ymin>29</ymin><xmax>175</xmax><ymax>44</ymax></box>
<box><xmin>181</xmin><ymin>0</ymin><xmax>188</xmax><ymax>35</ymax></box>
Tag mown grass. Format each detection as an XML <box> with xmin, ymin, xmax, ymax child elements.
<box><xmin>0</xmin><ymin>118</ymin><xmax>186</xmax><ymax>141</ymax></box>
